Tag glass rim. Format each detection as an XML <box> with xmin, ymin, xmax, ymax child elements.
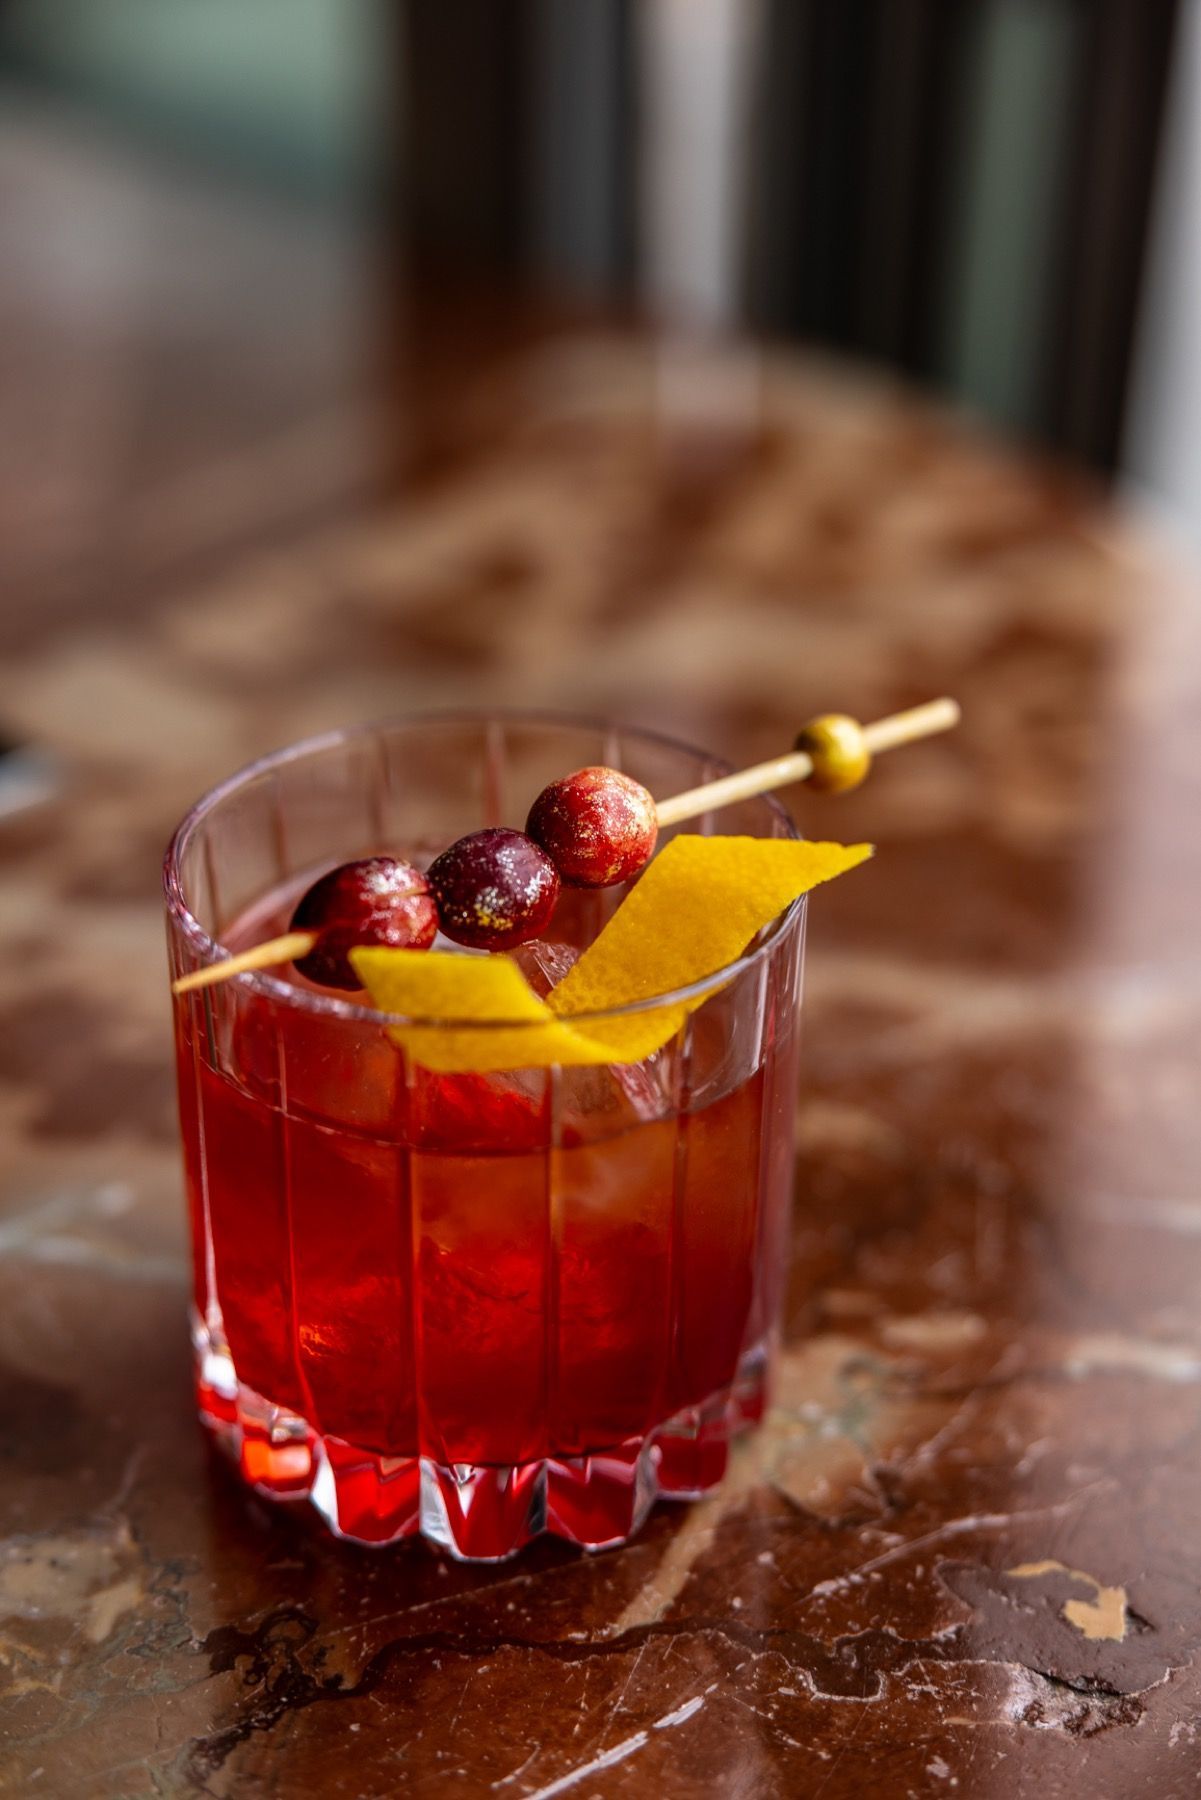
<box><xmin>163</xmin><ymin>708</ymin><xmax>805</xmax><ymax>1029</ymax></box>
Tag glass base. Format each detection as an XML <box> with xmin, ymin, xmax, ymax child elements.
<box><xmin>195</xmin><ymin>1323</ymin><xmax>770</xmax><ymax>1560</ymax></box>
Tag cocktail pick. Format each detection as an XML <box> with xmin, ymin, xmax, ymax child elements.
<box><xmin>172</xmin><ymin>929</ymin><xmax>323</xmax><ymax>994</ymax></box>
<box><xmin>654</xmin><ymin>696</ymin><xmax>959</xmax><ymax>825</ymax></box>
<box><xmin>170</xmin><ymin>696</ymin><xmax>958</xmax><ymax>996</ymax></box>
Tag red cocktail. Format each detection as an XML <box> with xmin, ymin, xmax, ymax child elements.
<box><xmin>165</xmin><ymin>716</ymin><xmax>806</xmax><ymax>1558</ymax></box>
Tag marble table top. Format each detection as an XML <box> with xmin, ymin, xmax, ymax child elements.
<box><xmin>3</xmin><ymin>112</ymin><xmax>1201</xmax><ymax>1799</ymax></box>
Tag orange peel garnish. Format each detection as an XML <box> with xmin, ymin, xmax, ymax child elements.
<box><xmin>351</xmin><ymin>835</ymin><xmax>872</xmax><ymax>1072</ymax></box>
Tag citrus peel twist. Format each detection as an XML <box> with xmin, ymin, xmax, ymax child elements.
<box><xmin>351</xmin><ymin>835</ymin><xmax>872</xmax><ymax>1072</ymax></box>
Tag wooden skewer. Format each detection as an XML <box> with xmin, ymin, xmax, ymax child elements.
<box><xmin>172</xmin><ymin>930</ymin><xmax>317</xmax><ymax>995</ymax></box>
<box><xmin>171</xmin><ymin>698</ymin><xmax>960</xmax><ymax>997</ymax></box>
<box><xmin>654</xmin><ymin>696</ymin><xmax>960</xmax><ymax>826</ymax></box>
<box><xmin>861</xmin><ymin>695</ymin><xmax>961</xmax><ymax>756</ymax></box>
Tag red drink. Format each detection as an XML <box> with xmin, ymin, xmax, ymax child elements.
<box><xmin>166</xmin><ymin>718</ymin><xmax>806</xmax><ymax>1558</ymax></box>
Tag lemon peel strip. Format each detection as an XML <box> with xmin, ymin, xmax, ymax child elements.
<box><xmin>351</xmin><ymin>836</ymin><xmax>872</xmax><ymax>1072</ymax></box>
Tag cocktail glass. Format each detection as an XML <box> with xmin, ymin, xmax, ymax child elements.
<box><xmin>164</xmin><ymin>714</ymin><xmax>806</xmax><ymax>1560</ymax></box>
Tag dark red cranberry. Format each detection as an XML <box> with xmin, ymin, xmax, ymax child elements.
<box><xmin>427</xmin><ymin>828</ymin><xmax>560</xmax><ymax>952</ymax></box>
<box><xmin>289</xmin><ymin>857</ymin><xmax>438</xmax><ymax>990</ymax></box>
<box><xmin>526</xmin><ymin>766</ymin><xmax>658</xmax><ymax>888</ymax></box>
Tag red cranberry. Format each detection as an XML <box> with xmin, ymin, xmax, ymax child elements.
<box><xmin>289</xmin><ymin>857</ymin><xmax>438</xmax><ymax>990</ymax></box>
<box><xmin>427</xmin><ymin>828</ymin><xmax>560</xmax><ymax>952</ymax></box>
<box><xmin>526</xmin><ymin>766</ymin><xmax>658</xmax><ymax>888</ymax></box>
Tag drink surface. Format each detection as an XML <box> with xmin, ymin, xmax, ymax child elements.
<box><xmin>172</xmin><ymin>867</ymin><xmax>802</xmax><ymax>1548</ymax></box>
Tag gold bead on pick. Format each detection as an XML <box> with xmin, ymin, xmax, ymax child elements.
<box><xmin>795</xmin><ymin>713</ymin><xmax>872</xmax><ymax>794</ymax></box>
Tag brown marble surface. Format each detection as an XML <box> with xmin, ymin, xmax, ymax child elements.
<box><xmin>3</xmin><ymin>108</ymin><xmax>1201</xmax><ymax>1798</ymax></box>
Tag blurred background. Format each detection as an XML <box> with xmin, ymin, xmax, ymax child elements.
<box><xmin>4</xmin><ymin>0</ymin><xmax>1199</xmax><ymax>869</ymax></box>
<box><xmin>1</xmin><ymin>0</ymin><xmax>1197</xmax><ymax>546</ymax></box>
<box><xmin>1</xmin><ymin>0</ymin><xmax>1199</xmax><ymax>801</ymax></box>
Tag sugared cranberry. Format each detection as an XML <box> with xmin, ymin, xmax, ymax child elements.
<box><xmin>526</xmin><ymin>766</ymin><xmax>658</xmax><ymax>888</ymax></box>
<box><xmin>290</xmin><ymin>857</ymin><xmax>438</xmax><ymax>990</ymax></box>
<box><xmin>427</xmin><ymin>828</ymin><xmax>560</xmax><ymax>952</ymax></box>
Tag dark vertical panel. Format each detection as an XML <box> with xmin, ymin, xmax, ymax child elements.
<box><xmin>746</xmin><ymin>0</ymin><xmax>970</xmax><ymax>374</ymax></box>
<box><xmin>855</xmin><ymin>0</ymin><xmax>940</xmax><ymax>360</ymax></box>
<box><xmin>790</xmin><ymin>0</ymin><xmax>878</xmax><ymax>345</ymax></box>
<box><xmin>742</xmin><ymin>0</ymin><xmax>813</xmax><ymax>332</ymax></box>
<box><xmin>611</xmin><ymin>0</ymin><xmax>640</xmax><ymax>287</ymax></box>
<box><xmin>528</xmin><ymin>0</ymin><xmax>637</xmax><ymax>294</ymax></box>
<box><xmin>400</xmin><ymin>0</ymin><xmax>535</xmax><ymax>275</ymax></box>
<box><xmin>859</xmin><ymin>0</ymin><xmax>973</xmax><ymax>378</ymax></box>
<box><xmin>766</xmin><ymin>0</ymin><xmax>882</xmax><ymax>346</ymax></box>
<box><xmin>1043</xmin><ymin>0</ymin><xmax>1180</xmax><ymax>469</ymax></box>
